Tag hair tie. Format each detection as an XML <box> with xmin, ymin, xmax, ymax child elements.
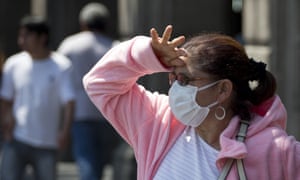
<box><xmin>248</xmin><ymin>58</ymin><xmax>266</xmax><ymax>81</ymax></box>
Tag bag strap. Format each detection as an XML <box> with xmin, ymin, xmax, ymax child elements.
<box><xmin>236</xmin><ymin>159</ymin><xmax>247</xmax><ymax>179</ymax></box>
<box><xmin>217</xmin><ymin>120</ymin><xmax>250</xmax><ymax>180</ymax></box>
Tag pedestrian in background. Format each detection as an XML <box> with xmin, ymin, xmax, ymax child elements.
<box><xmin>0</xmin><ymin>15</ymin><xmax>75</xmax><ymax>180</ymax></box>
<box><xmin>58</xmin><ymin>2</ymin><xmax>120</xmax><ymax>180</ymax></box>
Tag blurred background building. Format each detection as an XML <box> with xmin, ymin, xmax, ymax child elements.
<box><xmin>0</xmin><ymin>0</ymin><xmax>299</xmax><ymax>139</ymax></box>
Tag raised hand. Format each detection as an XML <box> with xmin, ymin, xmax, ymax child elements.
<box><xmin>150</xmin><ymin>25</ymin><xmax>187</xmax><ymax>67</ymax></box>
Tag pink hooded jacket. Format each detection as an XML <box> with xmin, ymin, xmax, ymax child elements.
<box><xmin>83</xmin><ymin>36</ymin><xmax>300</xmax><ymax>180</ymax></box>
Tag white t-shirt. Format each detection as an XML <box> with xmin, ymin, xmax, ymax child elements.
<box><xmin>58</xmin><ymin>31</ymin><xmax>113</xmax><ymax>121</ymax></box>
<box><xmin>154</xmin><ymin>127</ymin><xmax>220</xmax><ymax>180</ymax></box>
<box><xmin>0</xmin><ymin>51</ymin><xmax>75</xmax><ymax>148</ymax></box>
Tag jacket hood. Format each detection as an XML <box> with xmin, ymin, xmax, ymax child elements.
<box><xmin>248</xmin><ymin>95</ymin><xmax>287</xmax><ymax>133</ymax></box>
<box><xmin>217</xmin><ymin>95</ymin><xmax>287</xmax><ymax>167</ymax></box>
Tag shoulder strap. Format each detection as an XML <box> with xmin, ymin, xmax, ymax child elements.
<box><xmin>217</xmin><ymin>120</ymin><xmax>250</xmax><ymax>180</ymax></box>
<box><xmin>236</xmin><ymin>159</ymin><xmax>247</xmax><ymax>179</ymax></box>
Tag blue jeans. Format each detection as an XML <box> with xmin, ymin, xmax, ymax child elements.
<box><xmin>72</xmin><ymin>120</ymin><xmax>120</xmax><ymax>180</ymax></box>
<box><xmin>0</xmin><ymin>139</ymin><xmax>57</xmax><ymax>180</ymax></box>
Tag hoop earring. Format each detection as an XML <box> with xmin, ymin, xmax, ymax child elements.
<box><xmin>215</xmin><ymin>106</ymin><xmax>226</xmax><ymax>120</ymax></box>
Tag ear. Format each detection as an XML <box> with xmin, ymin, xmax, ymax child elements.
<box><xmin>216</xmin><ymin>79</ymin><xmax>232</xmax><ymax>103</ymax></box>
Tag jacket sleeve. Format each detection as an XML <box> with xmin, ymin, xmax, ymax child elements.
<box><xmin>82</xmin><ymin>36</ymin><xmax>171</xmax><ymax>147</ymax></box>
<box><xmin>283</xmin><ymin>136</ymin><xmax>300</xmax><ymax>179</ymax></box>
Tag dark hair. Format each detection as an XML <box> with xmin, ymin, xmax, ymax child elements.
<box><xmin>20</xmin><ymin>15</ymin><xmax>50</xmax><ymax>45</ymax></box>
<box><xmin>79</xmin><ymin>2</ymin><xmax>110</xmax><ymax>31</ymax></box>
<box><xmin>182</xmin><ymin>33</ymin><xmax>277</xmax><ymax>121</ymax></box>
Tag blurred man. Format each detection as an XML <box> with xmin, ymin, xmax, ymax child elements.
<box><xmin>58</xmin><ymin>2</ymin><xmax>120</xmax><ymax>180</ymax></box>
<box><xmin>0</xmin><ymin>15</ymin><xmax>75</xmax><ymax>180</ymax></box>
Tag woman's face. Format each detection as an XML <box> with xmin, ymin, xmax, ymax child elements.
<box><xmin>170</xmin><ymin>56</ymin><xmax>220</xmax><ymax>107</ymax></box>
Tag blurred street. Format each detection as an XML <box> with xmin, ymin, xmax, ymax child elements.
<box><xmin>23</xmin><ymin>162</ymin><xmax>113</xmax><ymax>180</ymax></box>
<box><xmin>53</xmin><ymin>162</ymin><xmax>81</xmax><ymax>180</ymax></box>
<box><xmin>51</xmin><ymin>162</ymin><xmax>80</xmax><ymax>180</ymax></box>
<box><xmin>0</xmin><ymin>140</ymin><xmax>136</xmax><ymax>180</ymax></box>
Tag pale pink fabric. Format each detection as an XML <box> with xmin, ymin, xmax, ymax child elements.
<box><xmin>83</xmin><ymin>36</ymin><xmax>300</xmax><ymax>180</ymax></box>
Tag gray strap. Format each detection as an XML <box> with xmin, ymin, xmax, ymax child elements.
<box><xmin>237</xmin><ymin>159</ymin><xmax>247</xmax><ymax>180</ymax></box>
<box><xmin>217</xmin><ymin>159</ymin><xmax>234</xmax><ymax>180</ymax></box>
<box><xmin>217</xmin><ymin>120</ymin><xmax>249</xmax><ymax>180</ymax></box>
<box><xmin>236</xmin><ymin>120</ymin><xmax>249</xmax><ymax>142</ymax></box>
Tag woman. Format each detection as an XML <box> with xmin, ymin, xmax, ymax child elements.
<box><xmin>83</xmin><ymin>25</ymin><xmax>300</xmax><ymax>179</ymax></box>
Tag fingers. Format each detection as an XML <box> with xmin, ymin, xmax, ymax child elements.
<box><xmin>177</xmin><ymin>47</ymin><xmax>188</xmax><ymax>57</ymax></box>
<box><xmin>150</xmin><ymin>28</ymin><xmax>159</xmax><ymax>44</ymax></box>
<box><xmin>150</xmin><ymin>25</ymin><xmax>187</xmax><ymax>67</ymax></box>
<box><xmin>171</xmin><ymin>36</ymin><xmax>185</xmax><ymax>47</ymax></box>
<box><xmin>169</xmin><ymin>48</ymin><xmax>187</xmax><ymax>66</ymax></box>
<box><xmin>170</xmin><ymin>58</ymin><xmax>185</xmax><ymax>66</ymax></box>
<box><xmin>151</xmin><ymin>25</ymin><xmax>185</xmax><ymax>47</ymax></box>
<box><xmin>161</xmin><ymin>25</ymin><xmax>173</xmax><ymax>43</ymax></box>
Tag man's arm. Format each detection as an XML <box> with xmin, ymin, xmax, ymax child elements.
<box><xmin>0</xmin><ymin>99</ymin><xmax>15</xmax><ymax>141</ymax></box>
<box><xmin>57</xmin><ymin>100</ymin><xmax>75</xmax><ymax>150</ymax></box>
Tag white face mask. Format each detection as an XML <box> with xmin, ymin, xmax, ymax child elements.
<box><xmin>169</xmin><ymin>80</ymin><xmax>219</xmax><ymax>127</ymax></box>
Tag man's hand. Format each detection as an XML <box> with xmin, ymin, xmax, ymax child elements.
<box><xmin>57</xmin><ymin>129</ymin><xmax>70</xmax><ymax>151</ymax></box>
<box><xmin>0</xmin><ymin>99</ymin><xmax>15</xmax><ymax>142</ymax></box>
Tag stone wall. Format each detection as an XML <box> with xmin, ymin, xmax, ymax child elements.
<box><xmin>270</xmin><ymin>0</ymin><xmax>300</xmax><ymax>139</ymax></box>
